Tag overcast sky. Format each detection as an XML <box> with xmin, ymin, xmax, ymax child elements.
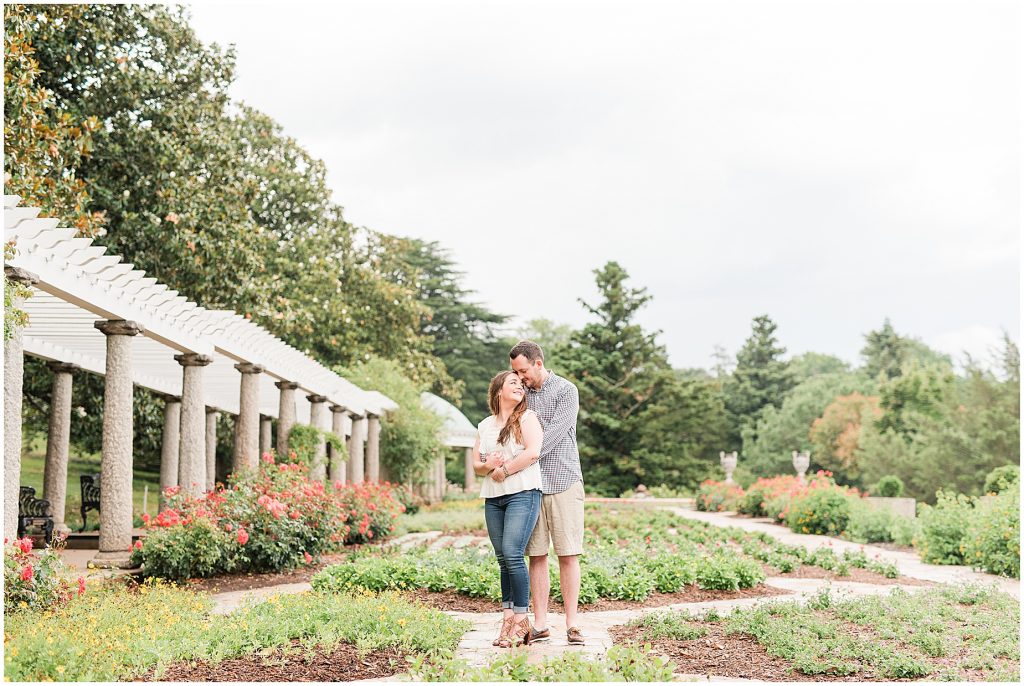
<box><xmin>189</xmin><ymin>0</ymin><xmax>1019</xmax><ymax>371</ymax></box>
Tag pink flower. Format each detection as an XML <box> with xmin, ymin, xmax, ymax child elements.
<box><xmin>134</xmin><ymin>539</ymin><xmax>144</xmax><ymax>550</ymax></box>
<box><xmin>261</xmin><ymin>452</ymin><xmax>275</xmax><ymax>464</ymax></box>
<box><xmin>77</xmin><ymin>576</ymin><xmax>86</xmax><ymax>596</ymax></box>
<box><xmin>237</xmin><ymin>528</ymin><xmax>249</xmax><ymax>545</ymax></box>
<box><xmin>18</xmin><ymin>537</ymin><xmax>33</xmax><ymax>554</ymax></box>
<box><xmin>304</xmin><ymin>552</ymin><xmax>313</xmax><ymax>564</ymax></box>
<box><xmin>20</xmin><ymin>565</ymin><xmax>33</xmax><ymax>582</ymax></box>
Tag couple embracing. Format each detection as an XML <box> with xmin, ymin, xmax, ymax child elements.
<box><xmin>472</xmin><ymin>340</ymin><xmax>585</xmax><ymax>649</ymax></box>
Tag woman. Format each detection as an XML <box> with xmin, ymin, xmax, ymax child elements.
<box><xmin>473</xmin><ymin>370</ymin><xmax>544</xmax><ymax>648</ymax></box>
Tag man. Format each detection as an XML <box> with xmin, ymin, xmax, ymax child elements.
<box><xmin>509</xmin><ymin>340</ymin><xmax>585</xmax><ymax>645</ymax></box>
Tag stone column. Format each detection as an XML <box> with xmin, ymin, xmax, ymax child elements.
<box><xmin>275</xmin><ymin>380</ymin><xmax>299</xmax><ymax>457</ymax></box>
<box><xmin>175</xmin><ymin>352</ymin><xmax>213</xmax><ymax>497</ymax></box>
<box><xmin>158</xmin><ymin>395</ymin><xmax>181</xmax><ymax>511</ymax></box>
<box><xmin>464</xmin><ymin>447</ymin><xmax>475</xmax><ymax>492</ymax></box>
<box><xmin>307</xmin><ymin>394</ymin><xmax>328</xmax><ymax>481</ymax></box>
<box><xmin>329</xmin><ymin>405</ymin><xmax>348</xmax><ymax>484</ymax></box>
<box><xmin>259</xmin><ymin>416</ymin><xmax>273</xmax><ymax>456</ymax></box>
<box><xmin>42</xmin><ymin>361</ymin><xmax>79</xmax><ymax>534</ymax></box>
<box><xmin>436</xmin><ymin>457</ymin><xmax>447</xmax><ymax>502</ymax></box>
<box><xmin>3</xmin><ymin>266</ymin><xmax>37</xmax><ymax>541</ymax></box>
<box><xmin>205</xmin><ymin>408</ymin><xmax>219</xmax><ymax>491</ymax></box>
<box><xmin>92</xmin><ymin>320</ymin><xmax>143</xmax><ymax>568</ymax></box>
<box><xmin>366</xmin><ymin>413</ymin><xmax>381</xmax><ymax>482</ymax></box>
<box><xmin>348</xmin><ymin>414</ymin><xmax>367</xmax><ymax>484</ymax></box>
<box><xmin>232</xmin><ymin>362</ymin><xmax>263</xmax><ymax>472</ymax></box>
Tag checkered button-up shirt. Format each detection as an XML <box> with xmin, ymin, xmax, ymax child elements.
<box><xmin>526</xmin><ymin>372</ymin><xmax>583</xmax><ymax>495</ymax></box>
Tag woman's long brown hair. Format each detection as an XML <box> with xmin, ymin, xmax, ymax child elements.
<box><xmin>488</xmin><ymin>371</ymin><xmax>528</xmax><ymax>446</ymax></box>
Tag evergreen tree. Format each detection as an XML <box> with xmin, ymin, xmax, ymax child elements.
<box><xmin>861</xmin><ymin>318</ymin><xmax>907</xmax><ymax>379</ymax></box>
<box><xmin>724</xmin><ymin>315</ymin><xmax>795</xmax><ymax>447</ymax></box>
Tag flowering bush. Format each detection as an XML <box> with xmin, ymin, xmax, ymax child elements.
<box><xmin>736</xmin><ymin>475</ymin><xmax>802</xmax><ymax>517</ymax></box>
<box><xmin>963</xmin><ymin>488</ymin><xmax>1019</xmax><ymax>578</ymax></box>
<box><xmin>4</xmin><ymin>537</ymin><xmax>84</xmax><ymax>612</ymax></box>
<box><xmin>131</xmin><ymin>451</ymin><xmax>404</xmax><ymax>580</ymax></box>
<box><xmin>695</xmin><ymin>480</ymin><xmax>745</xmax><ymax>512</ymax></box>
<box><xmin>785</xmin><ymin>486</ymin><xmax>859</xmax><ymax>536</ymax></box>
<box><xmin>914</xmin><ymin>490</ymin><xmax>973</xmax><ymax>565</ymax></box>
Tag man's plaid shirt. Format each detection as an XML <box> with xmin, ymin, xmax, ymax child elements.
<box><xmin>525</xmin><ymin>372</ymin><xmax>583</xmax><ymax>495</ymax></box>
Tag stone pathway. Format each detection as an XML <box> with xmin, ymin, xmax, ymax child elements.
<box><xmin>670</xmin><ymin>507</ymin><xmax>1020</xmax><ymax>598</ymax></box>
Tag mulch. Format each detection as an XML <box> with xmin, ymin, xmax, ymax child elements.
<box><xmin>768</xmin><ymin>563</ymin><xmax>935</xmax><ymax>587</ymax></box>
<box><xmin>141</xmin><ymin>639</ymin><xmax>409</xmax><ymax>682</ymax></box>
<box><xmin>400</xmin><ymin>584</ymin><xmax>794</xmax><ymax>614</ymax></box>
<box><xmin>184</xmin><ymin>551</ymin><xmax>357</xmax><ymax>594</ymax></box>
<box><xmin>610</xmin><ymin>624</ymin><xmax>908</xmax><ymax>682</ymax></box>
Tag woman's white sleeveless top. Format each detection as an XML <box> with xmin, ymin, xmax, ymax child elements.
<box><xmin>477</xmin><ymin>411</ymin><xmax>543</xmax><ymax>498</ymax></box>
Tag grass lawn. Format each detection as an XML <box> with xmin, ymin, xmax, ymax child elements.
<box><xmin>19</xmin><ymin>434</ymin><xmax>162</xmax><ymax>528</ymax></box>
<box><xmin>394</xmin><ymin>498</ymin><xmax>485</xmax><ymax>536</ymax></box>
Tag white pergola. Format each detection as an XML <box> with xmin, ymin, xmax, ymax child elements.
<box><xmin>421</xmin><ymin>392</ymin><xmax>478</xmax><ymax>499</ymax></box>
<box><xmin>3</xmin><ymin>197</ymin><xmax>396</xmax><ymax>566</ymax></box>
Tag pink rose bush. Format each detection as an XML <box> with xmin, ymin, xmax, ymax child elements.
<box><xmin>130</xmin><ymin>451</ymin><xmax>405</xmax><ymax>580</ymax></box>
<box><xmin>3</xmin><ymin>536</ymin><xmax>82</xmax><ymax>613</ymax></box>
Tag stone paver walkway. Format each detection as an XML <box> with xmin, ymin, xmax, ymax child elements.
<box><xmin>671</xmin><ymin>507</ymin><xmax>1020</xmax><ymax>598</ymax></box>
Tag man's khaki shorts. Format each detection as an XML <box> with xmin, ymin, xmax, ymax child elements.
<box><xmin>525</xmin><ymin>480</ymin><xmax>585</xmax><ymax>557</ymax></box>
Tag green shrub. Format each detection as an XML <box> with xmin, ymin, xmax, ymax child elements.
<box><xmin>889</xmin><ymin>515</ymin><xmax>920</xmax><ymax>547</ymax></box>
<box><xmin>131</xmin><ymin>517</ymin><xmax>237</xmax><ymax>580</ymax></box>
<box><xmin>786</xmin><ymin>488</ymin><xmax>855</xmax><ymax>536</ymax></box>
<box><xmin>915</xmin><ymin>490</ymin><xmax>973</xmax><ymax>565</ymax></box>
<box><xmin>874</xmin><ymin>475</ymin><xmax>905</xmax><ymax>498</ymax></box>
<box><xmin>696</xmin><ymin>480</ymin><xmax>745</xmax><ymax>512</ymax></box>
<box><xmin>983</xmin><ymin>465</ymin><xmax>1020</xmax><ymax>495</ymax></box>
<box><xmin>963</xmin><ymin>488</ymin><xmax>1020</xmax><ymax>578</ymax></box>
<box><xmin>845</xmin><ymin>500</ymin><xmax>895</xmax><ymax>544</ymax></box>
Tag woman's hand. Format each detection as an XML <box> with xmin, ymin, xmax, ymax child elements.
<box><xmin>489</xmin><ymin>465</ymin><xmax>508</xmax><ymax>483</ymax></box>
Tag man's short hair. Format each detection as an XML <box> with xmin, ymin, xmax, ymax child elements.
<box><xmin>510</xmin><ymin>340</ymin><xmax>544</xmax><ymax>363</ymax></box>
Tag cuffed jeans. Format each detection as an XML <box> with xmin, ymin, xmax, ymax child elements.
<box><xmin>484</xmin><ymin>489</ymin><xmax>542</xmax><ymax>613</ymax></box>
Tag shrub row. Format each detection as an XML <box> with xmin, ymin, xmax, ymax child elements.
<box><xmin>130</xmin><ymin>452</ymin><xmax>405</xmax><ymax>580</ymax></box>
<box><xmin>916</xmin><ymin>487</ymin><xmax>1020</xmax><ymax>578</ymax></box>
<box><xmin>312</xmin><ymin>542</ymin><xmax>767</xmax><ymax>604</ymax></box>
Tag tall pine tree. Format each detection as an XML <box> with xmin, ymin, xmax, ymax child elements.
<box><xmin>725</xmin><ymin>315</ymin><xmax>795</xmax><ymax>448</ymax></box>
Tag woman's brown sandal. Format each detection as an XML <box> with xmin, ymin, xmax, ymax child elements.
<box><xmin>497</xmin><ymin>615</ymin><xmax>532</xmax><ymax>648</ymax></box>
<box><xmin>493</xmin><ymin>616</ymin><xmax>514</xmax><ymax>647</ymax></box>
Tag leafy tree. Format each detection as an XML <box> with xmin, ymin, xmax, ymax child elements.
<box><xmin>861</xmin><ymin>318</ymin><xmax>952</xmax><ymax>381</ymax></box>
<box><xmin>380</xmin><ymin>239</ymin><xmax>509</xmax><ymax>423</ymax></box>
<box><xmin>724</xmin><ymin>315</ymin><xmax>795</xmax><ymax>445</ymax></box>
<box><xmin>789</xmin><ymin>352</ymin><xmax>851</xmax><ymax>383</ymax></box>
<box><xmin>516</xmin><ymin>318</ymin><xmax>574</xmax><ymax>355</ymax></box>
<box><xmin>337</xmin><ymin>357</ymin><xmax>444</xmax><ymax>484</ymax></box>
<box><xmin>876</xmin><ymin>361</ymin><xmax>955</xmax><ymax>437</ymax></box>
<box><xmin>808</xmin><ymin>392</ymin><xmax>882</xmax><ymax>482</ymax></box>
<box><xmin>742</xmin><ymin>372</ymin><xmax>874</xmax><ymax>479</ymax></box>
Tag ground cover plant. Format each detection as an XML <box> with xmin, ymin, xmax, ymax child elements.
<box><xmin>615</xmin><ymin>583</ymin><xmax>1019</xmax><ymax>681</ymax></box>
<box><xmin>129</xmin><ymin>452</ymin><xmax>404</xmax><ymax>579</ymax></box>
<box><xmin>394</xmin><ymin>498</ymin><xmax>486</xmax><ymax>536</ymax></box>
<box><xmin>3</xmin><ymin>579</ymin><xmax>468</xmax><ymax>681</ymax></box>
<box><xmin>409</xmin><ymin>644</ymin><xmax>676</xmax><ymax>682</ymax></box>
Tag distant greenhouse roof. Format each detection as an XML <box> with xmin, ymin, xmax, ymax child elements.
<box><xmin>420</xmin><ymin>392</ymin><xmax>476</xmax><ymax>448</ymax></box>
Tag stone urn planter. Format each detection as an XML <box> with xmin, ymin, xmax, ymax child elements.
<box><xmin>792</xmin><ymin>450</ymin><xmax>810</xmax><ymax>484</ymax></box>
<box><xmin>719</xmin><ymin>451</ymin><xmax>737</xmax><ymax>484</ymax></box>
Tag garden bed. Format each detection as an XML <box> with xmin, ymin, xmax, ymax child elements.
<box><xmin>401</xmin><ymin>583</ymin><xmax>794</xmax><ymax>614</ymax></box>
<box><xmin>764</xmin><ymin>563</ymin><xmax>934</xmax><ymax>587</ymax></box>
<box><xmin>611</xmin><ymin>584</ymin><xmax>1019</xmax><ymax>682</ymax></box>
<box><xmin>145</xmin><ymin>639</ymin><xmax>408</xmax><ymax>682</ymax></box>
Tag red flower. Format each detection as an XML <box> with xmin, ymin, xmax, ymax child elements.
<box><xmin>304</xmin><ymin>552</ymin><xmax>313</xmax><ymax>564</ymax></box>
<box><xmin>261</xmin><ymin>452</ymin><xmax>275</xmax><ymax>464</ymax></box>
<box><xmin>20</xmin><ymin>564</ymin><xmax>33</xmax><ymax>582</ymax></box>
<box><xmin>237</xmin><ymin>528</ymin><xmax>249</xmax><ymax>545</ymax></box>
<box><xmin>77</xmin><ymin>576</ymin><xmax>86</xmax><ymax>596</ymax></box>
<box><xmin>17</xmin><ymin>537</ymin><xmax>33</xmax><ymax>553</ymax></box>
<box><xmin>141</xmin><ymin>513</ymin><xmax>151</xmax><ymax>525</ymax></box>
<box><xmin>134</xmin><ymin>539</ymin><xmax>144</xmax><ymax>550</ymax></box>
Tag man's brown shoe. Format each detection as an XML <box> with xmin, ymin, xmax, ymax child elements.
<box><xmin>567</xmin><ymin>626</ymin><xmax>585</xmax><ymax>645</ymax></box>
<box><xmin>528</xmin><ymin>627</ymin><xmax>551</xmax><ymax>643</ymax></box>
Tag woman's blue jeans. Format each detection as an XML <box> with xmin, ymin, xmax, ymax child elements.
<box><xmin>484</xmin><ymin>489</ymin><xmax>542</xmax><ymax>614</ymax></box>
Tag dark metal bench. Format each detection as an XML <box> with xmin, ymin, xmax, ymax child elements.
<box><xmin>80</xmin><ymin>474</ymin><xmax>101</xmax><ymax>531</ymax></box>
<box><xmin>18</xmin><ymin>486</ymin><xmax>55</xmax><ymax>542</ymax></box>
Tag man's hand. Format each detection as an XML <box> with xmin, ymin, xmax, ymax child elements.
<box><xmin>489</xmin><ymin>465</ymin><xmax>507</xmax><ymax>483</ymax></box>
